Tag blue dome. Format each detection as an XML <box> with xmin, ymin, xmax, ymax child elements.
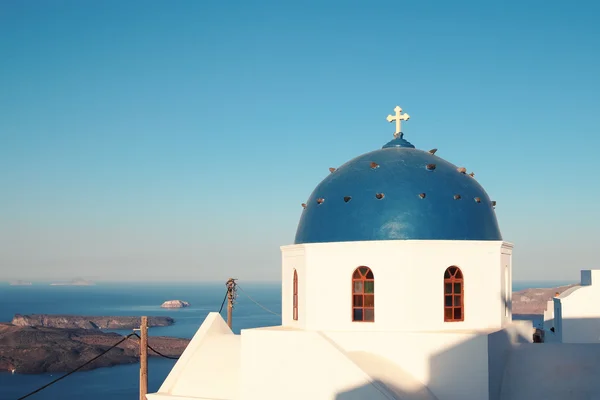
<box><xmin>294</xmin><ymin>135</ymin><xmax>502</xmax><ymax>244</ymax></box>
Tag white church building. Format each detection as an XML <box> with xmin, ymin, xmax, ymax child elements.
<box><xmin>146</xmin><ymin>106</ymin><xmax>600</xmax><ymax>400</ymax></box>
<box><xmin>543</xmin><ymin>269</ymin><xmax>600</xmax><ymax>344</ymax></box>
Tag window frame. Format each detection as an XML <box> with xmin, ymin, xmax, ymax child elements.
<box><xmin>293</xmin><ymin>269</ymin><xmax>298</xmax><ymax>321</ymax></box>
<box><xmin>352</xmin><ymin>266</ymin><xmax>375</xmax><ymax>322</ymax></box>
<box><xmin>444</xmin><ymin>266</ymin><xmax>464</xmax><ymax>322</ymax></box>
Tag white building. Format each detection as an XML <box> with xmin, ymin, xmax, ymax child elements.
<box><xmin>543</xmin><ymin>269</ymin><xmax>600</xmax><ymax>344</ymax></box>
<box><xmin>147</xmin><ymin>105</ymin><xmax>556</xmax><ymax>400</ymax></box>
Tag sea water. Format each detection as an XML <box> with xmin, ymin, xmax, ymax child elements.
<box><xmin>0</xmin><ymin>282</ymin><xmax>280</xmax><ymax>400</ymax></box>
<box><xmin>0</xmin><ymin>280</ymin><xmax>569</xmax><ymax>400</ymax></box>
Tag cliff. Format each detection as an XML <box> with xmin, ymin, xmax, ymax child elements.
<box><xmin>0</xmin><ymin>323</ymin><xmax>189</xmax><ymax>374</ymax></box>
<box><xmin>11</xmin><ymin>314</ymin><xmax>175</xmax><ymax>330</ymax></box>
<box><xmin>512</xmin><ymin>284</ymin><xmax>578</xmax><ymax>316</ymax></box>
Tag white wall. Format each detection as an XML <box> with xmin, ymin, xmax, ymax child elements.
<box><xmin>555</xmin><ymin>271</ymin><xmax>600</xmax><ymax>343</ymax></box>
<box><xmin>501</xmin><ymin>343</ymin><xmax>600</xmax><ymax>400</ymax></box>
<box><xmin>148</xmin><ymin>312</ymin><xmax>530</xmax><ymax>400</ymax></box>
<box><xmin>500</xmin><ymin>248</ymin><xmax>512</xmax><ymax>327</ymax></box>
<box><xmin>487</xmin><ymin>321</ymin><xmax>533</xmax><ymax>400</ymax></box>
<box><xmin>327</xmin><ymin>322</ymin><xmax>531</xmax><ymax>400</ymax></box>
<box><xmin>325</xmin><ymin>330</ymin><xmax>490</xmax><ymax>400</ymax></box>
<box><xmin>147</xmin><ymin>313</ymin><xmax>240</xmax><ymax>400</ymax></box>
<box><xmin>238</xmin><ymin>327</ymin><xmax>395</xmax><ymax>400</ymax></box>
<box><xmin>281</xmin><ymin>240</ymin><xmax>512</xmax><ymax>332</ymax></box>
<box><xmin>553</xmin><ymin>298</ymin><xmax>563</xmax><ymax>342</ymax></box>
<box><xmin>543</xmin><ymin>299</ymin><xmax>554</xmax><ymax>332</ymax></box>
<box><xmin>239</xmin><ymin>326</ymin><xmax>519</xmax><ymax>400</ymax></box>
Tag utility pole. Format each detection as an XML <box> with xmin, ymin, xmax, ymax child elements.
<box><xmin>226</xmin><ymin>278</ymin><xmax>237</xmax><ymax>329</ymax></box>
<box><xmin>139</xmin><ymin>316</ymin><xmax>148</xmax><ymax>400</ymax></box>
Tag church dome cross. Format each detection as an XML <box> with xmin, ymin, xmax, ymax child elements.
<box><xmin>386</xmin><ymin>105</ymin><xmax>410</xmax><ymax>138</ymax></box>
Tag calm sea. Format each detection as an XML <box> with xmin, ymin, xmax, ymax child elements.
<box><xmin>0</xmin><ymin>280</ymin><xmax>570</xmax><ymax>400</ymax></box>
<box><xmin>0</xmin><ymin>282</ymin><xmax>281</xmax><ymax>400</ymax></box>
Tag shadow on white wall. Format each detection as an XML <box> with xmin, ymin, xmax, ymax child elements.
<box><xmin>335</xmin><ymin>318</ymin><xmax>600</xmax><ymax>400</ymax></box>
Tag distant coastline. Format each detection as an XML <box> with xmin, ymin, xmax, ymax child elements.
<box><xmin>0</xmin><ymin>281</ymin><xmax>573</xmax><ymax>376</ymax></box>
<box><xmin>49</xmin><ymin>278</ymin><xmax>95</xmax><ymax>286</ymax></box>
<box><xmin>11</xmin><ymin>314</ymin><xmax>175</xmax><ymax>330</ymax></box>
<box><xmin>9</xmin><ymin>280</ymin><xmax>32</xmax><ymax>286</ymax></box>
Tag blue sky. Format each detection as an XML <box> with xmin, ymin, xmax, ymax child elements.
<box><xmin>1</xmin><ymin>0</ymin><xmax>599</xmax><ymax>282</ymax></box>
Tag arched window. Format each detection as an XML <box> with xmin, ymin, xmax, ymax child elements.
<box><xmin>292</xmin><ymin>269</ymin><xmax>298</xmax><ymax>321</ymax></box>
<box><xmin>352</xmin><ymin>266</ymin><xmax>374</xmax><ymax>322</ymax></box>
<box><xmin>444</xmin><ymin>266</ymin><xmax>464</xmax><ymax>322</ymax></box>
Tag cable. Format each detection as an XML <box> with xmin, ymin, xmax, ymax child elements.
<box><xmin>147</xmin><ymin>288</ymin><xmax>226</xmax><ymax>359</ymax></box>
<box><xmin>237</xmin><ymin>285</ymin><xmax>281</xmax><ymax>316</ymax></box>
<box><xmin>16</xmin><ymin>289</ymin><xmax>245</xmax><ymax>399</ymax></box>
<box><xmin>131</xmin><ymin>333</ymin><xmax>180</xmax><ymax>360</ymax></box>
<box><xmin>218</xmin><ymin>289</ymin><xmax>228</xmax><ymax>314</ymax></box>
<box><xmin>147</xmin><ymin>343</ymin><xmax>180</xmax><ymax>360</ymax></box>
<box><xmin>16</xmin><ymin>333</ymin><xmax>138</xmax><ymax>400</ymax></box>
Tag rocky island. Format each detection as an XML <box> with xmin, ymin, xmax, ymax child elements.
<box><xmin>11</xmin><ymin>314</ymin><xmax>175</xmax><ymax>330</ymax></box>
<box><xmin>161</xmin><ymin>300</ymin><xmax>191</xmax><ymax>308</ymax></box>
<box><xmin>0</xmin><ymin>323</ymin><xmax>189</xmax><ymax>374</ymax></box>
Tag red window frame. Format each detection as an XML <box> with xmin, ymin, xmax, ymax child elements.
<box><xmin>352</xmin><ymin>266</ymin><xmax>374</xmax><ymax>322</ymax></box>
<box><xmin>444</xmin><ymin>266</ymin><xmax>464</xmax><ymax>322</ymax></box>
<box><xmin>293</xmin><ymin>269</ymin><xmax>298</xmax><ymax>321</ymax></box>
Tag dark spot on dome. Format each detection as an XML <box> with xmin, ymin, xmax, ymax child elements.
<box><xmin>491</xmin><ymin>200</ymin><xmax>497</xmax><ymax>207</ymax></box>
<box><xmin>454</xmin><ymin>194</ymin><xmax>461</xmax><ymax>200</ymax></box>
<box><xmin>317</xmin><ymin>198</ymin><xmax>325</xmax><ymax>204</ymax></box>
<box><xmin>375</xmin><ymin>193</ymin><xmax>385</xmax><ymax>200</ymax></box>
<box><xmin>469</xmin><ymin>172</ymin><xmax>475</xmax><ymax>178</ymax></box>
<box><xmin>301</xmin><ymin>203</ymin><xmax>307</xmax><ymax>209</ymax></box>
<box><xmin>419</xmin><ymin>193</ymin><xmax>426</xmax><ymax>199</ymax></box>
<box><xmin>428</xmin><ymin>148</ymin><xmax>438</xmax><ymax>155</ymax></box>
<box><xmin>344</xmin><ymin>196</ymin><xmax>352</xmax><ymax>202</ymax></box>
<box><xmin>329</xmin><ymin>167</ymin><xmax>336</xmax><ymax>173</ymax></box>
<box><xmin>474</xmin><ymin>197</ymin><xmax>481</xmax><ymax>203</ymax></box>
<box><xmin>370</xmin><ymin>162</ymin><xmax>379</xmax><ymax>169</ymax></box>
<box><xmin>426</xmin><ymin>163</ymin><xmax>436</xmax><ymax>171</ymax></box>
<box><xmin>457</xmin><ymin>167</ymin><xmax>467</xmax><ymax>174</ymax></box>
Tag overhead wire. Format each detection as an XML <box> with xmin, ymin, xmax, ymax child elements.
<box><xmin>146</xmin><ymin>343</ymin><xmax>180</xmax><ymax>360</ymax></box>
<box><xmin>218</xmin><ymin>289</ymin><xmax>228</xmax><ymax>314</ymax></box>
<box><xmin>131</xmin><ymin>333</ymin><xmax>180</xmax><ymax>360</ymax></box>
<box><xmin>16</xmin><ymin>333</ymin><xmax>138</xmax><ymax>400</ymax></box>
<box><xmin>236</xmin><ymin>285</ymin><xmax>281</xmax><ymax>317</ymax></box>
<box><xmin>15</xmin><ymin>285</ymin><xmax>269</xmax><ymax>399</ymax></box>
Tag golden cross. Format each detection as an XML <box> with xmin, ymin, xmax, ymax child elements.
<box><xmin>386</xmin><ymin>106</ymin><xmax>410</xmax><ymax>137</ymax></box>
